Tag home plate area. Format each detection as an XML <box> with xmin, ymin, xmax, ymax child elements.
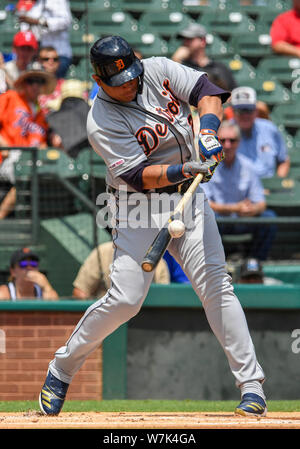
<box><xmin>0</xmin><ymin>412</ymin><xmax>300</xmax><ymax>429</ymax></box>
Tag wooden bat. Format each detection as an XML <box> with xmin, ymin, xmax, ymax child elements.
<box><xmin>141</xmin><ymin>173</ymin><xmax>204</xmax><ymax>272</ymax></box>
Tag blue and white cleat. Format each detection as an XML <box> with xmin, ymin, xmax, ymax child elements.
<box><xmin>39</xmin><ymin>371</ymin><xmax>69</xmax><ymax>415</ymax></box>
<box><xmin>235</xmin><ymin>393</ymin><xmax>267</xmax><ymax>417</ymax></box>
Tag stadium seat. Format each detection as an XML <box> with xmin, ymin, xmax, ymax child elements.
<box><xmin>257</xmin><ymin>56</ymin><xmax>300</xmax><ymax>88</ymax></box>
<box><xmin>138</xmin><ymin>11</ymin><xmax>193</xmax><ymax>38</ymax></box>
<box><xmin>84</xmin><ymin>9</ymin><xmax>139</xmax><ymax>36</ymax></box>
<box><xmin>119</xmin><ymin>0</ymin><xmax>182</xmax><ymax>13</ymax></box>
<box><xmin>243</xmin><ymin>77</ymin><xmax>291</xmax><ymax>107</ymax></box>
<box><xmin>255</xmin><ymin>10</ymin><xmax>283</xmax><ymax>34</ymax></box>
<box><xmin>219</xmin><ymin>56</ymin><xmax>256</xmax><ymax>85</ymax></box>
<box><xmin>70</xmin><ymin>0</ymin><xmax>121</xmax><ymax>15</ymax></box>
<box><xmin>119</xmin><ymin>32</ymin><xmax>169</xmax><ymax>57</ymax></box>
<box><xmin>0</xmin><ymin>30</ymin><xmax>16</xmax><ymax>54</ymax></box>
<box><xmin>261</xmin><ymin>176</ymin><xmax>297</xmax><ymax>193</ymax></box>
<box><xmin>228</xmin><ymin>31</ymin><xmax>272</xmax><ymax>66</ymax></box>
<box><xmin>271</xmin><ymin>101</ymin><xmax>300</xmax><ymax>135</ymax></box>
<box><xmin>181</xmin><ymin>0</ymin><xmax>221</xmax><ymax>16</ymax></box>
<box><xmin>200</xmin><ymin>10</ymin><xmax>256</xmax><ymax>40</ymax></box>
<box><xmin>226</xmin><ymin>0</ymin><xmax>287</xmax><ymax>19</ymax></box>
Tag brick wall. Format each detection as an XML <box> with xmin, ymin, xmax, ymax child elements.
<box><xmin>0</xmin><ymin>311</ymin><xmax>102</xmax><ymax>401</ymax></box>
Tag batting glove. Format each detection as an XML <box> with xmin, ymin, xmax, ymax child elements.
<box><xmin>182</xmin><ymin>160</ymin><xmax>217</xmax><ymax>183</ymax></box>
<box><xmin>198</xmin><ymin>129</ymin><xmax>224</xmax><ymax>163</ymax></box>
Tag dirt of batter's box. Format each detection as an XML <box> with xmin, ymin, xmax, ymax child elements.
<box><xmin>0</xmin><ymin>412</ymin><xmax>300</xmax><ymax>429</ymax></box>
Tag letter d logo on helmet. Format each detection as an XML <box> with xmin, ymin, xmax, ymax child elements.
<box><xmin>90</xmin><ymin>35</ymin><xmax>144</xmax><ymax>87</ymax></box>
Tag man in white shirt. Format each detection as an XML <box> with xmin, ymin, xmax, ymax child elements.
<box><xmin>18</xmin><ymin>0</ymin><xmax>72</xmax><ymax>78</ymax></box>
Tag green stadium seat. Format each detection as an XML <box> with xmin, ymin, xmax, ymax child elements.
<box><xmin>0</xmin><ymin>9</ymin><xmax>19</xmax><ymax>32</ymax></box>
<box><xmin>261</xmin><ymin>176</ymin><xmax>297</xmax><ymax>193</ymax></box>
<box><xmin>119</xmin><ymin>0</ymin><xmax>181</xmax><ymax>13</ymax></box>
<box><xmin>271</xmin><ymin>101</ymin><xmax>300</xmax><ymax>135</ymax></box>
<box><xmin>122</xmin><ymin>32</ymin><xmax>169</xmax><ymax>57</ymax></box>
<box><xmin>84</xmin><ymin>9</ymin><xmax>139</xmax><ymax>35</ymax></box>
<box><xmin>200</xmin><ymin>10</ymin><xmax>256</xmax><ymax>40</ymax></box>
<box><xmin>257</xmin><ymin>56</ymin><xmax>300</xmax><ymax>88</ymax></box>
<box><xmin>226</xmin><ymin>0</ymin><xmax>287</xmax><ymax>19</ymax></box>
<box><xmin>181</xmin><ymin>0</ymin><xmax>220</xmax><ymax>16</ymax></box>
<box><xmin>138</xmin><ymin>11</ymin><xmax>193</xmax><ymax>38</ymax></box>
<box><xmin>70</xmin><ymin>0</ymin><xmax>121</xmax><ymax>15</ymax></box>
<box><xmin>288</xmin><ymin>149</ymin><xmax>300</xmax><ymax>167</ymax></box>
<box><xmin>228</xmin><ymin>32</ymin><xmax>272</xmax><ymax>65</ymax></box>
<box><xmin>243</xmin><ymin>77</ymin><xmax>291</xmax><ymax>107</ymax></box>
<box><xmin>265</xmin><ymin>182</ymin><xmax>300</xmax><ymax>216</ymax></box>
<box><xmin>255</xmin><ymin>10</ymin><xmax>283</xmax><ymax>34</ymax></box>
<box><xmin>219</xmin><ymin>56</ymin><xmax>256</xmax><ymax>85</ymax></box>
<box><xmin>0</xmin><ymin>30</ymin><xmax>15</xmax><ymax>54</ymax></box>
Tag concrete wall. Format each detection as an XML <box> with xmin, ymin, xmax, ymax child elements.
<box><xmin>127</xmin><ymin>308</ymin><xmax>300</xmax><ymax>400</ymax></box>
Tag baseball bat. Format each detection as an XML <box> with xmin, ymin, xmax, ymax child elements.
<box><xmin>141</xmin><ymin>173</ymin><xmax>203</xmax><ymax>272</ymax></box>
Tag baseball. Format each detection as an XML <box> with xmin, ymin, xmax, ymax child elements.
<box><xmin>168</xmin><ymin>219</ymin><xmax>185</xmax><ymax>238</ymax></box>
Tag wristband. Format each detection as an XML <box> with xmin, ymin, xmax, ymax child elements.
<box><xmin>166</xmin><ymin>164</ymin><xmax>186</xmax><ymax>184</ymax></box>
<box><xmin>200</xmin><ymin>113</ymin><xmax>221</xmax><ymax>134</ymax></box>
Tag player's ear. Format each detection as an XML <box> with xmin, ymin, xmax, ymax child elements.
<box><xmin>92</xmin><ymin>74</ymin><xmax>102</xmax><ymax>87</ymax></box>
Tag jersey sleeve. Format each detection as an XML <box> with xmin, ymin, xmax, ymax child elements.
<box><xmin>158</xmin><ymin>57</ymin><xmax>207</xmax><ymax>103</ymax></box>
<box><xmin>87</xmin><ymin>117</ymin><xmax>147</xmax><ymax>178</ymax></box>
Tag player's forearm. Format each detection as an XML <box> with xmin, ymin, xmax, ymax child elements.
<box><xmin>142</xmin><ymin>164</ymin><xmax>174</xmax><ymax>189</ymax></box>
<box><xmin>272</xmin><ymin>41</ymin><xmax>300</xmax><ymax>57</ymax></box>
<box><xmin>197</xmin><ymin>95</ymin><xmax>223</xmax><ymax>122</ymax></box>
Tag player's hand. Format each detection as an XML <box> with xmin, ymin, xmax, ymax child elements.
<box><xmin>182</xmin><ymin>160</ymin><xmax>217</xmax><ymax>183</ymax></box>
<box><xmin>198</xmin><ymin>130</ymin><xmax>224</xmax><ymax>163</ymax></box>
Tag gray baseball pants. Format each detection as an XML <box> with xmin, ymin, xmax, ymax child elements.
<box><xmin>49</xmin><ymin>189</ymin><xmax>265</xmax><ymax>388</ymax></box>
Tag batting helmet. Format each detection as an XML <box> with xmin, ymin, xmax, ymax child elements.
<box><xmin>90</xmin><ymin>35</ymin><xmax>144</xmax><ymax>87</ymax></box>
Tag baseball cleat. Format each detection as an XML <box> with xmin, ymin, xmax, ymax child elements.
<box><xmin>39</xmin><ymin>371</ymin><xmax>69</xmax><ymax>415</ymax></box>
<box><xmin>235</xmin><ymin>393</ymin><xmax>267</xmax><ymax>417</ymax></box>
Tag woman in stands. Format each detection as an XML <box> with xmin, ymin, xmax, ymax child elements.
<box><xmin>0</xmin><ymin>248</ymin><xmax>58</xmax><ymax>300</ymax></box>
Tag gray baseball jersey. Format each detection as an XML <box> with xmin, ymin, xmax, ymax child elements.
<box><xmin>48</xmin><ymin>56</ymin><xmax>266</xmax><ymax>403</ymax></box>
<box><xmin>87</xmin><ymin>57</ymin><xmax>203</xmax><ymax>190</ymax></box>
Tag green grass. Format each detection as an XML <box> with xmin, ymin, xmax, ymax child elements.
<box><xmin>1</xmin><ymin>400</ymin><xmax>300</xmax><ymax>413</ymax></box>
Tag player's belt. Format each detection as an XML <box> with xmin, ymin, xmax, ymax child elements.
<box><xmin>107</xmin><ymin>180</ymin><xmax>193</xmax><ymax>196</ymax></box>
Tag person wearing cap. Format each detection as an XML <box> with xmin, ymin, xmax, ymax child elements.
<box><xmin>17</xmin><ymin>0</ymin><xmax>72</xmax><ymax>78</ymax></box>
<box><xmin>172</xmin><ymin>23</ymin><xmax>237</xmax><ymax>91</ymax></box>
<box><xmin>201</xmin><ymin>120</ymin><xmax>277</xmax><ymax>261</ymax></box>
<box><xmin>0</xmin><ymin>247</ymin><xmax>59</xmax><ymax>300</ymax></box>
<box><xmin>0</xmin><ymin>62</ymin><xmax>62</xmax><ymax>220</ymax></box>
<box><xmin>1</xmin><ymin>30</ymin><xmax>38</xmax><ymax>90</ymax></box>
<box><xmin>231</xmin><ymin>86</ymin><xmax>290</xmax><ymax>178</ymax></box>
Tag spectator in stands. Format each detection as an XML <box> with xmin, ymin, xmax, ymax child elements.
<box><xmin>270</xmin><ymin>0</ymin><xmax>300</xmax><ymax>58</ymax></box>
<box><xmin>238</xmin><ymin>258</ymin><xmax>283</xmax><ymax>285</ymax></box>
<box><xmin>172</xmin><ymin>23</ymin><xmax>237</xmax><ymax>91</ymax></box>
<box><xmin>163</xmin><ymin>251</ymin><xmax>190</xmax><ymax>284</ymax></box>
<box><xmin>0</xmin><ymin>62</ymin><xmax>62</xmax><ymax>220</ymax></box>
<box><xmin>72</xmin><ymin>241</ymin><xmax>170</xmax><ymax>299</ymax></box>
<box><xmin>0</xmin><ymin>247</ymin><xmax>58</xmax><ymax>300</ymax></box>
<box><xmin>17</xmin><ymin>0</ymin><xmax>72</xmax><ymax>78</ymax></box>
<box><xmin>38</xmin><ymin>46</ymin><xmax>65</xmax><ymax>115</ymax></box>
<box><xmin>1</xmin><ymin>30</ymin><xmax>38</xmax><ymax>90</ymax></box>
<box><xmin>201</xmin><ymin>120</ymin><xmax>277</xmax><ymax>261</ymax></box>
<box><xmin>231</xmin><ymin>86</ymin><xmax>290</xmax><ymax>178</ymax></box>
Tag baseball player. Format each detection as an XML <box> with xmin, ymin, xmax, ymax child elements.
<box><xmin>39</xmin><ymin>36</ymin><xmax>267</xmax><ymax>417</ymax></box>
